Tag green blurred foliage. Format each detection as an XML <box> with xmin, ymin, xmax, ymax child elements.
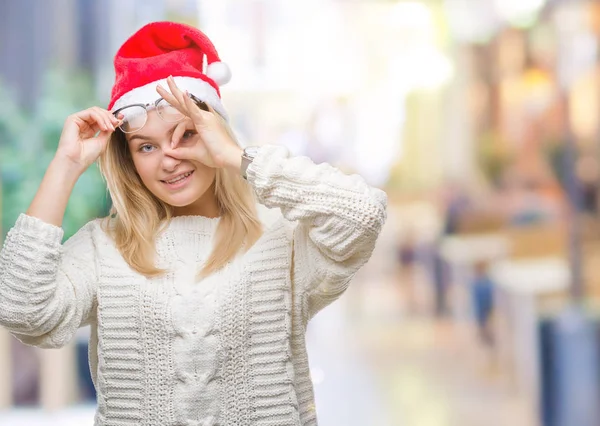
<box><xmin>477</xmin><ymin>129</ymin><xmax>513</xmax><ymax>187</ymax></box>
<box><xmin>0</xmin><ymin>70</ymin><xmax>109</xmax><ymax>241</ymax></box>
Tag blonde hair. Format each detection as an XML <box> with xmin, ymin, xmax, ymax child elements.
<box><xmin>97</xmin><ymin>119</ymin><xmax>263</xmax><ymax>279</ymax></box>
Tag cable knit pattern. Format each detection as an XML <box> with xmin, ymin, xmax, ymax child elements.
<box><xmin>217</xmin><ymin>220</ymin><xmax>299</xmax><ymax>425</ymax></box>
<box><xmin>0</xmin><ymin>144</ymin><xmax>387</xmax><ymax>426</ymax></box>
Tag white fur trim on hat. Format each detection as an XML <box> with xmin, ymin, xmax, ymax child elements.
<box><xmin>111</xmin><ymin>76</ymin><xmax>228</xmax><ymax>121</ymax></box>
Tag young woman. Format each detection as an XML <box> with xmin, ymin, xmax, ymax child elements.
<box><xmin>0</xmin><ymin>22</ymin><xmax>387</xmax><ymax>426</ymax></box>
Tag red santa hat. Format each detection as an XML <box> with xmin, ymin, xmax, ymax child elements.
<box><xmin>108</xmin><ymin>21</ymin><xmax>231</xmax><ymax>120</ymax></box>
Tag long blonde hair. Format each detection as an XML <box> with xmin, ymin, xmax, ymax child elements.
<box><xmin>97</xmin><ymin>121</ymin><xmax>263</xmax><ymax>279</ymax></box>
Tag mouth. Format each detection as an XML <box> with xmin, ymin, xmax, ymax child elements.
<box><xmin>161</xmin><ymin>170</ymin><xmax>194</xmax><ymax>188</ymax></box>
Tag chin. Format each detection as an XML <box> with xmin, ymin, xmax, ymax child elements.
<box><xmin>156</xmin><ymin>181</ymin><xmax>214</xmax><ymax>208</ymax></box>
<box><xmin>159</xmin><ymin>188</ymin><xmax>204</xmax><ymax>207</ymax></box>
<box><xmin>164</xmin><ymin>196</ymin><xmax>199</xmax><ymax>208</ymax></box>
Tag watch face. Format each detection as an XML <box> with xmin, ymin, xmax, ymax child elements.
<box><xmin>245</xmin><ymin>146</ymin><xmax>260</xmax><ymax>157</ymax></box>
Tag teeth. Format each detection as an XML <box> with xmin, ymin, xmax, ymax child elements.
<box><xmin>166</xmin><ymin>171</ymin><xmax>192</xmax><ymax>184</ymax></box>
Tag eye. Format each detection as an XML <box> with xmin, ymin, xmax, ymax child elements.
<box><xmin>182</xmin><ymin>130</ymin><xmax>197</xmax><ymax>140</ymax></box>
<box><xmin>138</xmin><ymin>144</ymin><xmax>155</xmax><ymax>153</ymax></box>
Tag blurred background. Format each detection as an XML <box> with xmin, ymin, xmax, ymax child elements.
<box><xmin>2</xmin><ymin>0</ymin><xmax>600</xmax><ymax>425</ymax></box>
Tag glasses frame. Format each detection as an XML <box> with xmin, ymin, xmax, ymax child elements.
<box><xmin>112</xmin><ymin>93</ymin><xmax>209</xmax><ymax>133</ymax></box>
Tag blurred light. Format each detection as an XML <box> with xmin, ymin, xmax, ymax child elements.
<box><xmin>494</xmin><ymin>0</ymin><xmax>547</xmax><ymax>28</ymax></box>
<box><xmin>552</xmin><ymin>3</ymin><xmax>598</xmax><ymax>90</ymax></box>
<box><xmin>311</xmin><ymin>367</ymin><xmax>325</xmax><ymax>385</ymax></box>
<box><xmin>522</xmin><ymin>68</ymin><xmax>554</xmax><ymax>115</ymax></box>
<box><xmin>387</xmin><ymin>2</ymin><xmax>432</xmax><ymax>29</ymax></box>
<box><xmin>353</xmin><ymin>88</ymin><xmax>404</xmax><ymax>186</ymax></box>
<box><xmin>385</xmin><ymin>2</ymin><xmax>454</xmax><ymax>91</ymax></box>
<box><xmin>444</xmin><ymin>0</ymin><xmax>500</xmax><ymax>43</ymax></box>
<box><xmin>389</xmin><ymin>48</ymin><xmax>454</xmax><ymax>91</ymax></box>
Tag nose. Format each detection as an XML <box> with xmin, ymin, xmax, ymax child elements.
<box><xmin>161</xmin><ymin>145</ymin><xmax>182</xmax><ymax>171</ymax></box>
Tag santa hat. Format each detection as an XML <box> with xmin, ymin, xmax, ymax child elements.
<box><xmin>108</xmin><ymin>21</ymin><xmax>231</xmax><ymax>120</ymax></box>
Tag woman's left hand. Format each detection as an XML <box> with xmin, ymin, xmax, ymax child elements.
<box><xmin>156</xmin><ymin>76</ymin><xmax>242</xmax><ymax>172</ymax></box>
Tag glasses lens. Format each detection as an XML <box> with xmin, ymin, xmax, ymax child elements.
<box><xmin>116</xmin><ymin>106</ymin><xmax>147</xmax><ymax>133</ymax></box>
<box><xmin>156</xmin><ymin>99</ymin><xmax>185</xmax><ymax>122</ymax></box>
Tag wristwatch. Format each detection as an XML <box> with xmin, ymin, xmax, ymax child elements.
<box><xmin>240</xmin><ymin>146</ymin><xmax>260</xmax><ymax>180</ymax></box>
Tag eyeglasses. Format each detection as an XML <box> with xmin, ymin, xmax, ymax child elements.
<box><xmin>112</xmin><ymin>93</ymin><xmax>209</xmax><ymax>133</ymax></box>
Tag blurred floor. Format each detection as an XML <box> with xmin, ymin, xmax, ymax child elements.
<box><xmin>306</xmin><ymin>212</ymin><xmax>535</xmax><ymax>426</ymax></box>
<box><xmin>0</xmin><ymin>233</ymin><xmax>534</xmax><ymax>426</ymax></box>
<box><xmin>325</xmin><ymin>275</ymin><xmax>535</xmax><ymax>426</ymax></box>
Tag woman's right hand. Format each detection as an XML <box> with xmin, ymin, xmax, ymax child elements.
<box><xmin>54</xmin><ymin>107</ymin><xmax>121</xmax><ymax>173</ymax></box>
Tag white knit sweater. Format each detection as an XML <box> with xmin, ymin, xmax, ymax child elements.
<box><xmin>0</xmin><ymin>145</ymin><xmax>387</xmax><ymax>426</ymax></box>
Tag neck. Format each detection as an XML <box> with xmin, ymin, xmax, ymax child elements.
<box><xmin>172</xmin><ymin>188</ymin><xmax>221</xmax><ymax>218</ymax></box>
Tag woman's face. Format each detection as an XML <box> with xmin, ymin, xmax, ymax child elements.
<box><xmin>125</xmin><ymin>110</ymin><xmax>217</xmax><ymax>215</ymax></box>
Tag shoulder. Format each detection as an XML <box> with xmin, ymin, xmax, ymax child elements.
<box><xmin>76</xmin><ymin>216</ymin><xmax>112</xmax><ymax>235</ymax></box>
<box><xmin>256</xmin><ymin>204</ymin><xmax>298</xmax><ymax>240</ymax></box>
<box><xmin>64</xmin><ymin>216</ymin><xmax>115</xmax><ymax>248</ymax></box>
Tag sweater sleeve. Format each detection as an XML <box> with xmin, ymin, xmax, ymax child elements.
<box><xmin>0</xmin><ymin>214</ymin><xmax>98</xmax><ymax>348</ymax></box>
<box><xmin>245</xmin><ymin>145</ymin><xmax>388</xmax><ymax>321</ymax></box>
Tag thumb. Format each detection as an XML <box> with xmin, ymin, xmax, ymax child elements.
<box><xmin>88</xmin><ymin>130</ymin><xmax>112</xmax><ymax>154</ymax></box>
<box><xmin>91</xmin><ymin>129</ymin><xmax>112</xmax><ymax>144</ymax></box>
<box><xmin>167</xmin><ymin>145</ymin><xmax>197</xmax><ymax>161</ymax></box>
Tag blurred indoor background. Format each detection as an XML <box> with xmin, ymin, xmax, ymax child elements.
<box><xmin>2</xmin><ymin>0</ymin><xmax>600</xmax><ymax>425</ymax></box>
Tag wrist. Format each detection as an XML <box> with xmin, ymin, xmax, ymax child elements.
<box><xmin>50</xmin><ymin>156</ymin><xmax>86</xmax><ymax>184</ymax></box>
<box><xmin>225</xmin><ymin>146</ymin><xmax>244</xmax><ymax>174</ymax></box>
<box><xmin>239</xmin><ymin>146</ymin><xmax>261</xmax><ymax>180</ymax></box>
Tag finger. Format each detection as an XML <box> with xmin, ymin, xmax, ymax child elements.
<box><xmin>88</xmin><ymin>110</ymin><xmax>119</xmax><ymax>134</ymax></box>
<box><xmin>87</xmin><ymin>120</ymin><xmax>103</xmax><ymax>136</ymax></box>
<box><xmin>94</xmin><ymin>110</ymin><xmax>115</xmax><ymax>132</ymax></box>
<box><xmin>91</xmin><ymin>107</ymin><xmax>117</xmax><ymax>131</ymax></box>
<box><xmin>91</xmin><ymin>129</ymin><xmax>112</xmax><ymax>143</ymax></box>
<box><xmin>106</xmin><ymin>112</ymin><xmax>120</xmax><ymax>128</ymax></box>
<box><xmin>156</xmin><ymin>84</ymin><xmax>188</xmax><ymax>117</ymax></box>
<box><xmin>166</xmin><ymin>145</ymin><xmax>194</xmax><ymax>161</ymax></box>
<box><xmin>113</xmin><ymin>111</ymin><xmax>124</xmax><ymax>125</ymax></box>
<box><xmin>75</xmin><ymin>110</ymin><xmax>110</xmax><ymax>132</ymax></box>
<box><xmin>183</xmin><ymin>91</ymin><xmax>207</xmax><ymax>124</ymax></box>
<box><xmin>113</xmin><ymin>112</ymin><xmax>124</xmax><ymax>129</ymax></box>
<box><xmin>96</xmin><ymin>107</ymin><xmax>120</xmax><ymax>127</ymax></box>
<box><xmin>71</xmin><ymin>119</ymin><xmax>101</xmax><ymax>140</ymax></box>
<box><xmin>156</xmin><ymin>84</ymin><xmax>175</xmax><ymax>104</ymax></box>
<box><xmin>97</xmin><ymin>110</ymin><xmax>114</xmax><ymax>132</ymax></box>
<box><xmin>166</xmin><ymin>76</ymin><xmax>192</xmax><ymax>115</ymax></box>
<box><xmin>170</xmin><ymin>122</ymin><xmax>187</xmax><ymax>150</ymax></box>
<box><xmin>202</xmin><ymin>101</ymin><xmax>217</xmax><ymax>115</ymax></box>
<box><xmin>166</xmin><ymin>76</ymin><xmax>187</xmax><ymax>105</ymax></box>
<box><xmin>72</xmin><ymin>113</ymin><xmax>102</xmax><ymax>133</ymax></box>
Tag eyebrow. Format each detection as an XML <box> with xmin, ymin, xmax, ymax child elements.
<box><xmin>128</xmin><ymin>123</ymin><xmax>180</xmax><ymax>145</ymax></box>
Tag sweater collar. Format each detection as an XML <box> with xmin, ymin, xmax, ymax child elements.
<box><xmin>164</xmin><ymin>215</ymin><xmax>221</xmax><ymax>235</ymax></box>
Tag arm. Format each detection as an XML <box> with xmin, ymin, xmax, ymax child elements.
<box><xmin>0</xmin><ymin>107</ymin><xmax>117</xmax><ymax>347</ymax></box>
<box><xmin>0</xmin><ymin>151</ymin><xmax>104</xmax><ymax>348</ymax></box>
<box><xmin>245</xmin><ymin>145</ymin><xmax>388</xmax><ymax>321</ymax></box>
<box><xmin>0</xmin><ymin>213</ymin><xmax>99</xmax><ymax>348</ymax></box>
